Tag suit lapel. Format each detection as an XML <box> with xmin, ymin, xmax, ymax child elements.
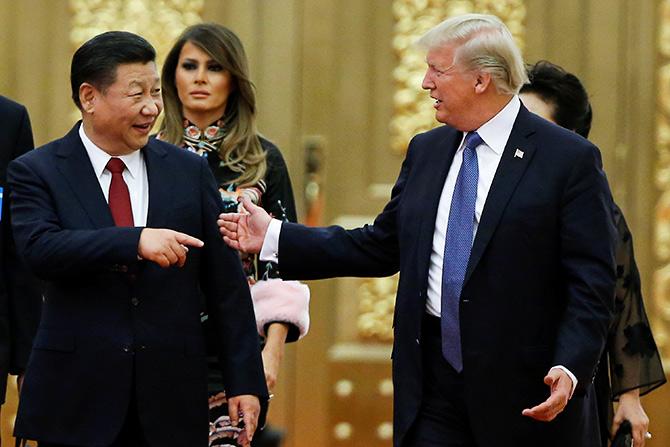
<box><xmin>416</xmin><ymin>129</ymin><xmax>463</xmax><ymax>289</ymax></box>
<box><xmin>463</xmin><ymin>107</ymin><xmax>537</xmax><ymax>285</ymax></box>
<box><xmin>55</xmin><ymin>124</ymin><xmax>114</xmax><ymax>228</ymax></box>
<box><xmin>143</xmin><ymin>140</ymin><xmax>170</xmax><ymax>228</ymax></box>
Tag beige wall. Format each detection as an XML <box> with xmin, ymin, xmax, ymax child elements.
<box><xmin>1</xmin><ymin>1</ymin><xmax>668</xmax><ymax>446</ymax></box>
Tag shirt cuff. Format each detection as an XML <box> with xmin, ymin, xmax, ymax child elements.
<box><xmin>259</xmin><ymin>218</ymin><xmax>282</xmax><ymax>263</ymax></box>
<box><xmin>550</xmin><ymin>365</ymin><xmax>578</xmax><ymax>398</ymax></box>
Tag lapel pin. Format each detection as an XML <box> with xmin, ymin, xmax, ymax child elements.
<box><xmin>514</xmin><ymin>148</ymin><xmax>524</xmax><ymax>159</ymax></box>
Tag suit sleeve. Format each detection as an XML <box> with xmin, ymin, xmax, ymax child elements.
<box><xmin>553</xmin><ymin>145</ymin><xmax>617</xmax><ymax>392</ymax></box>
<box><xmin>1</xmin><ymin>104</ymin><xmax>36</xmax><ymax>403</ymax></box>
<box><xmin>197</xmin><ymin>157</ymin><xmax>267</xmax><ymax>399</ymax></box>
<box><xmin>6</xmin><ymin>106</ymin><xmax>42</xmax><ymax>376</ymax></box>
<box><xmin>7</xmin><ymin>156</ymin><xmax>143</xmax><ymax>280</ymax></box>
<box><xmin>276</xmin><ymin>143</ymin><xmax>415</xmax><ymax>280</ymax></box>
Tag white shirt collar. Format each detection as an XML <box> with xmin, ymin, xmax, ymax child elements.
<box><xmin>473</xmin><ymin>95</ymin><xmax>521</xmax><ymax>154</ymax></box>
<box><xmin>78</xmin><ymin>123</ymin><xmax>142</xmax><ymax>179</ymax></box>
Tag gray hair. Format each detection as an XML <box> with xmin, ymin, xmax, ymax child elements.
<box><xmin>417</xmin><ymin>14</ymin><xmax>528</xmax><ymax>95</ymax></box>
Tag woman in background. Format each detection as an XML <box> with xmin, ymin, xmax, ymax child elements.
<box><xmin>520</xmin><ymin>60</ymin><xmax>666</xmax><ymax>447</ymax></box>
<box><xmin>160</xmin><ymin>23</ymin><xmax>310</xmax><ymax>447</ymax></box>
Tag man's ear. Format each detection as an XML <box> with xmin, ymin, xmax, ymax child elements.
<box><xmin>474</xmin><ymin>71</ymin><xmax>492</xmax><ymax>94</ymax></box>
<box><xmin>79</xmin><ymin>83</ymin><xmax>97</xmax><ymax>113</ymax></box>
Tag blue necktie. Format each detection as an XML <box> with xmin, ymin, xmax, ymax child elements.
<box><xmin>441</xmin><ymin>131</ymin><xmax>482</xmax><ymax>372</ymax></box>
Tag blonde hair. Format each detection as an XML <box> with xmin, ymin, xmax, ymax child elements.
<box><xmin>160</xmin><ymin>23</ymin><xmax>266</xmax><ymax>187</ymax></box>
<box><xmin>417</xmin><ymin>14</ymin><xmax>528</xmax><ymax>95</ymax></box>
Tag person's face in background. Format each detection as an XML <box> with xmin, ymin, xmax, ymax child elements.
<box><xmin>175</xmin><ymin>41</ymin><xmax>233</xmax><ymax>123</ymax></box>
<box><xmin>520</xmin><ymin>92</ymin><xmax>555</xmax><ymax>124</ymax></box>
<box><xmin>422</xmin><ymin>43</ymin><xmax>480</xmax><ymax>130</ymax></box>
<box><xmin>83</xmin><ymin>62</ymin><xmax>162</xmax><ymax>156</ymax></box>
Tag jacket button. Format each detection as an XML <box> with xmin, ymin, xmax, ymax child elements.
<box><xmin>122</xmin><ymin>345</ymin><xmax>132</xmax><ymax>353</ymax></box>
<box><xmin>131</xmin><ymin>297</ymin><xmax>140</xmax><ymax>306</ymax></box>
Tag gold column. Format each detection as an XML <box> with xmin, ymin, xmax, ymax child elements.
<box><xmin>654</xmin><ymin>0</ymin><xmax>670</xmax><ymax>363</ymax></box>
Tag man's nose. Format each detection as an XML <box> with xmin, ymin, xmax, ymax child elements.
<box><xmin>143</xmin><ymin>98</ymin><xmax>161</xmax><ymax>116</ymax></box>
<box><xmin>421</xmin><ymin>72</ymin><xmax>433</xmax><ymax>90</ymax></box>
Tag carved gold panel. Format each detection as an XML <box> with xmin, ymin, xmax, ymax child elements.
<box><xmin>390</xmin><ymin>0</ymin><xmax>526</xmax><ymax>154</ymax></box>
<box><xmin>357</xmin><ymin>274</ymin><xmax>398</xmax><ymax>341</ymax></box>
<box><xmin>70</xmin><ymin>0</ymin><xmax>204</xmax><ymax>64</ymax></box>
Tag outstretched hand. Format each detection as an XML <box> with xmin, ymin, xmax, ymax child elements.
<box><xmin>521</xmin><ymin>368</ymin><xmax>572</xmax><ymax>422</ymax></box>
<box><xmin>218</xmin><ymin>196</ymin><xmax>272</xmax><ymax>254</ymax></box>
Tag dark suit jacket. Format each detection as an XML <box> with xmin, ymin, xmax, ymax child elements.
<box><xmin>0</xmin><ymin>95</ymin><xmax>41</xmax><ymax>404</ymax></box>
<box><xmin>8</xmin><ymin>124</ymin><xmax>267</xmax><ymax>446</ymax></box>
<box><xmin>276</xmin><ymin>105</ymin><xmax>616</xmax><ymax>447</ymax></box>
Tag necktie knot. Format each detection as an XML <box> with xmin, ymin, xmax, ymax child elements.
<box><xmin>464</xmin><ymin>132</ymin><xmax>483</xmax><ymax>151</ymax></box>
<box><xmin>106</xmin><ymin>158</ymin><xmax>127</xmax><ymax>175</ymax></box>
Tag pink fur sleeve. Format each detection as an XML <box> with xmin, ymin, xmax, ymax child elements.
<box><xmin>250</xmin><ymin>279</ymin><xmax>310</xmax><ymax>339</ymax></box>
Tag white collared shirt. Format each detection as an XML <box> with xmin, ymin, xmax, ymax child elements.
<box><xmin>78</xmin><ymin>123</ymin><xmax>149</xmax><ymax>226</ymax></box>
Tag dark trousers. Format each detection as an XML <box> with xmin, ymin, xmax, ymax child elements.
<box><xmin>39</xmin><ymin>383</ymin><xmax>149</xmax><ymax>447</ymax></box>
<box><xmin>403</xmin><ymin>315</ymin><xmax>476</xmax><ymax>447</ymax></box>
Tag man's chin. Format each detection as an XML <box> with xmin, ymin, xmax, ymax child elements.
<box><xmin>134</xmin><ymin>135</ymin><xmax>150</xmax><ymax>149</ymax></box>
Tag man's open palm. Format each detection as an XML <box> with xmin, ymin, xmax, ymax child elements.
<box><xmin>218</xmin><ymin>196</ymin><xmax>271</xmax><ymax>254</ymax></box>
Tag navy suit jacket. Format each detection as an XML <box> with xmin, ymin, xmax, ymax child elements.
<box><xmin>8</xmin><ymin>124</ymin><xmax>267</xmax><ymax>446</ymax></box>
<box><xmin>276</xmin><ymin>105</ymin><xmax>616</xmax><ymax>447</ymax></box>
<box><xmin>0</xmin><ymin>96</ymin><xmax>42</xmax><ymax>404</ymax></box>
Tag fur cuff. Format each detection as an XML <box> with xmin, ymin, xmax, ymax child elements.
<box><xmin>250</xmin><ymin>279</ymin><xmax>310</xmax><ymax>339</ymax></box>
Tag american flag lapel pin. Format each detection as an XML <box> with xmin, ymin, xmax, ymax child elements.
<box><xmin>514</xmin><ymin>148</ymin><xmax>524</xmax><ymax>159</ymax></box>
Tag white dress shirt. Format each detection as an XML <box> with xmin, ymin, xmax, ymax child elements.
<box><xmin>260</xmin><ymin>96</ymin><xmax>577</xmax><ymax>393</ymax></box>
<box><xmin>79</xmin><ymin>124</ymin><xmax>149</xmax><ymax>226</ymax></box>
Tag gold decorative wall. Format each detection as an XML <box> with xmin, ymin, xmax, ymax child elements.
<box><xmin>390</xmin><ymin>0</ymin><xmax>526</xmax><ymax>154</ymax></box>
<box><xmin>69</xmin><ymin>0</ymin><xmax>204</xmax><ymax>64</ymax></box>
<box><xmin>654</xmin><ymin>0</ymin><xmax>670</xmax><ymax>362</ymax></box>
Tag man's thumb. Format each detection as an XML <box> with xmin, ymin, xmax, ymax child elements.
<box><xmin>544</xmin><ymin>374</ymin><xmax>556</xmax><ymax>387</ymax></box>
<box><xmin>239</xmin><ymin>195</ymin><xmax>259</xmax><ymax>214</ymax></box>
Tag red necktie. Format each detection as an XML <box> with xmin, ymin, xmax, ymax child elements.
<box><xmin>106</xmin><ymin>158</ymin><xmax>134</xmax><ymax>227</ymax></box>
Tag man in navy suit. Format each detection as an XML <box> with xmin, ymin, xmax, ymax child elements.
<box><xmin>8</xmin><ymin>31</ymin><xmax>266</xmax><ymax>447</ymax></box>
<box><xmin>220</xmin><ymin>14</ymin><xmax>616</xmax><ymax>447</ymax></box>
<box><xmin>0</xmin><ymin>95</ymin><xmax>42</xmax><ymax>433</ymax></box>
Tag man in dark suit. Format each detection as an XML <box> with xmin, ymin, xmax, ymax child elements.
<box><xmin>0</xmin><ymin>95</ymin><xmax>42</xmax><ymax>433</ymax></box>
<box><xmin>220</xmin><ymin>14</ymin><xmax>616</xmax><ymax>447</ymax></box>
<box><xmin>8</xmin><ymin>31</ymin><xmax>266</xmax><ymax>447</ymax></box>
